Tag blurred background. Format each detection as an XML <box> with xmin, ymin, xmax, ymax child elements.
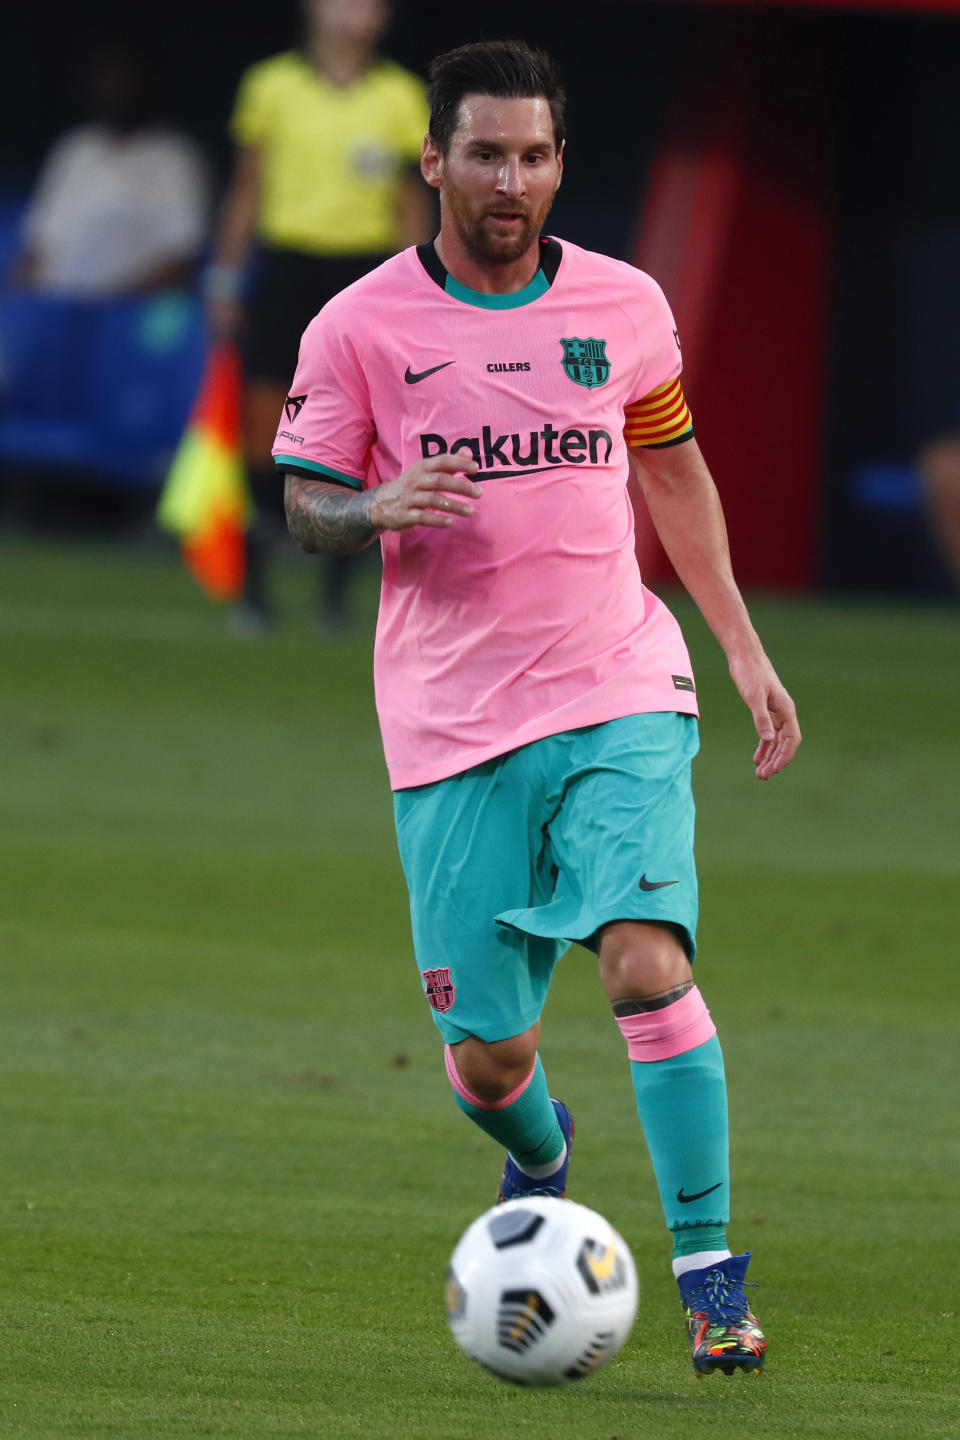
<box><xmin>1</xmin><ymin>0</ymin><xmax>959</xmax><ymax>596</ymax></box>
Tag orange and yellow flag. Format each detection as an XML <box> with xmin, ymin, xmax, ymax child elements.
<box><xmin>157</xmin><ymin>343</ymin><xmax>250</xmax><ymax>601</ymax></box>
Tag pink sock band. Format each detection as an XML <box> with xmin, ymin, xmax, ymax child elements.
<box><xmin>615</xmin><ymin>986</ymin><xmax>717</xmax><ymax>1062</ymax></box>
<box><xmin>444</xmin><ymin>1045</ymin><xmax>537</xmax><ymax>1111</ymax></box>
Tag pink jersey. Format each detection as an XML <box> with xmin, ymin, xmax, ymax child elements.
<box><xmin>274</xmin><ymin>238</ymin><xmax>698</xmax><ymax>789</ymax></box>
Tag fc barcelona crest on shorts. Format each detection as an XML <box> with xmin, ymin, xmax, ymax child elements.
<box><xmin>561</xmin><ymin>337</ymin><xmax>611</xmax><ymax>389</ymax></box>
<box><xmin>423</xmin><ymin>967</ymin><xmax>457</xmax><ymax>1013</ymax></box>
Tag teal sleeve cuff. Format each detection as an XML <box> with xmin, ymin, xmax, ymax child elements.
<box><xmin>273</xmin><ymin>454</ymin><xmax>364</xmax><ymax>490</ymax></box>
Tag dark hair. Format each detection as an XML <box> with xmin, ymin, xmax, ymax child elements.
<box><xmin>428</xmin><ymin>39</ymin><xmax>565</xmax><ymax>154</ymax></box>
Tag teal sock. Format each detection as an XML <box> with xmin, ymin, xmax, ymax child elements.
<box><xmin>449</xmin><ymin>1054</ymin><xmax>565</xmax><ymax>1172</ymax></box>
<box><xmin>672</xmin><ymin>1222</ymin><xmax>728</xmax><ymax>1257</ymax></box>
<box><xmin>628</xmin><ymin>1034</ymin><xmax>730</xmax><ymax>1258</ymax></box>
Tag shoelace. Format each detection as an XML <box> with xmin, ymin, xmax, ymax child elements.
<box><xmin>688</xmin><ymin>1270</ymin><xmax>758</xmax><ymax>1324</ymax></box>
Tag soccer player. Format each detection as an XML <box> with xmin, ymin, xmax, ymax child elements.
<box><xmin>274</xmin><ymin>40</ymin><xmax>801</xmax><ymax>1377</ymax></box>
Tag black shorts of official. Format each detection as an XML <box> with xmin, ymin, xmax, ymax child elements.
<box><xmin>243</xmin><ymin>245</ymin><xmax>390</xmax><ymax>386</ymax></box>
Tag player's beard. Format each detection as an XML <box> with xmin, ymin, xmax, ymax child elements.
<box><xmin>447</xmin><ymin>187</ymin><xmax>557</xmax><ymax>267</ymax></box>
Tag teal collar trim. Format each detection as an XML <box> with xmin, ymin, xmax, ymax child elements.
<box><xmin>443</xmin><ymin>268</ymin><xmax>550</xmax><ymax>310</ymax></box>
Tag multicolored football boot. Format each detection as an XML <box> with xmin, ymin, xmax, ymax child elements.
<box><xmin>496</xmin><ymin>1098</ymin><xmax>575</xmax><ymax>1203</ymax></box>
<box><xmin>678</xmin><ymin>1251</ymin><xmax>767</xmax><ymax>1376</ymax></box>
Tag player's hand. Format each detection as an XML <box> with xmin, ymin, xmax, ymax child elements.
<box><xmin>368</xmin><ymin>453</ymin><xmax>483</xmax><ymax>532</ymax></box>
<box><xmin>727</xmin><ymin>651</ymin><xmax>802</xmax><ymax>780</ymax></box>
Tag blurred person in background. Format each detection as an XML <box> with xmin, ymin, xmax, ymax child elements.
<box><xmin>917</xmin><ymin>431</ymin><xmax>960</xmax><ymax>593</ymax></box>
<box><xmin>12</xmin><ymin>41</ymin><xmax>209</xmax><ymax>298</ymax></box>
<box><xmin>208</xmin><ymin>0</ymin><xmax>432</xmax><ymax>632</ymax></box>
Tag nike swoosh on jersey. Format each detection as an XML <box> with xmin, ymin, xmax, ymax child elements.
<box><xmin>638</xmin><ymin>874</ymin><xmax>679</xmax><ymax>892</ymax></box>
<box><xmin>404</xmin><ymin>361</ymin><xmax>456</xmax><ymax>384</ymax></box>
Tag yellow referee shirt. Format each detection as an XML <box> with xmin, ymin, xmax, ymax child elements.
<box><xmin>230</xmin><ymin>52</ymin><xmax>429</xmax><ymax>257</ymax></box>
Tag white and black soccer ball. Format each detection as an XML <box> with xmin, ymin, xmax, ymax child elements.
<box><xmin>445</xmin><ymin>1196</ymin><xmax>638</xmax><ymax>1387</ymax></box>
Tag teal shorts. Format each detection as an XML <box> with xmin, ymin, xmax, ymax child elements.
<box><xmin>393</xmin><ymin>712</ymin><xmax>700</xmax><ymax>1045</ymax></box>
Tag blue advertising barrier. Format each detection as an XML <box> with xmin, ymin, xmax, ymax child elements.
<box><xmin>0</xmin><ymin>291</ymin><xmax>207</xmax><ymax>490</ymax></box>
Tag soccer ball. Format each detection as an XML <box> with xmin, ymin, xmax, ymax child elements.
<box><xmin>445</xmin><ymin>1196</ymin><xmax>638</xmax><ymax>1387</ymax></box>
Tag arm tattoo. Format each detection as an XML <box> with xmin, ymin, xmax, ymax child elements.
<box><xmin>284</xmin><ymin>476</ymin><xmax>378</xmax><ymax>555</ymax></box>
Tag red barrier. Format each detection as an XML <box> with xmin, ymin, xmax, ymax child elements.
<box><xmin>630</xmin><ymin>27</ymin><xmax>832</xmax><ymax>590</ymax></box>
<box><xmin>676</xmin><ymin>0</ymin><xmax>960</xmax><ymax>11</ymax></box>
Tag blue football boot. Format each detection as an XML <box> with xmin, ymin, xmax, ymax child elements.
<box><xmin>678</xmin><ymin>1251</ymin><xmax>767</xmax><ymax>1376</ymax></box>
<box><xmin>496</xmin><ymin>1098</ymin><xmax>575</xmax><ymax>1203</ymax></box>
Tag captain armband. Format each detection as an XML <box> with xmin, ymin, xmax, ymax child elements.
<box><xmin>624</xmin><ymin>377</ymin><xmax>694</xmax><ymax>450</ymax></box>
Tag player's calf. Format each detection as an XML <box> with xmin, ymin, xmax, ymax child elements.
<box><xmin>443</xmin><ymin>1045</ymin><xmax>573</xmax><ymax>1202</ymax></box>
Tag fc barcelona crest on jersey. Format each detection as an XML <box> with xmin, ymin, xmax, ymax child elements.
<box><xmin>561</xmin><ymin>337</ymin><xmax>611</xmax><ymax>389</ymax></box>
<box><xmin>423</xmin><ymin>967</ymin><xmax>456</xmax><ymax>1014</ymax></box>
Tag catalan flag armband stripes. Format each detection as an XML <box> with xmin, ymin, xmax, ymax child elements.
<box><xmin>623</xmin><ymin>376</ymin><xmax>694</xmax><ymax>449</ymax></box>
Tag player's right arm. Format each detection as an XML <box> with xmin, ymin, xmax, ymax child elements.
<box><xmin>284</xmin><ymin>454</ymin><xmax>482</xmax><ymax>554</ymax></box>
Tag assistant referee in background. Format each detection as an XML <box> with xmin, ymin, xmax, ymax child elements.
<box><xmin>207</xmin><ymin>0</ymin><xmax>432</xmax><ymax>630</ymax></box>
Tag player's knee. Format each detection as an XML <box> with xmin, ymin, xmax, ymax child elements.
<box><xmin>597</xmin><ymin>919</ymin><xmax>692</xmax><ymax>1003</ymax></box>
<box><xmin>448</xmin><ymin>1027</ymin><xmax>539</xmax><ymax>1104</ymax></box>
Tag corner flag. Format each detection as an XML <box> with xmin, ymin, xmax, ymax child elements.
<box><xmin>157</xmin><ymin>343</ymin><xmax>250</xmax><ymax>601</ymax></box>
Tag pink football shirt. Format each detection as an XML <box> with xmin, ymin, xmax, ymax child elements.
<box><xmin>274</xmin><ymin>238</ymin><xmax>698</xmax><ymax>789</ymax></box>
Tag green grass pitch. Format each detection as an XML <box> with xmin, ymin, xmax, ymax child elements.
<box><xmin>0</xmin><ymin>536</ymin><xmax>957</xmax><ymax>1438</ymax></box>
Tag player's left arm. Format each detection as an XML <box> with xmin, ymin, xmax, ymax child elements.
<box><xmin>628</xmin><ymin>438</ymin><xmax>801</xmax><ymax>780</ymax></box>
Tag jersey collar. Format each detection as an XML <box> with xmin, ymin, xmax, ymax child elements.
<box><xmin>416</xmin><ymin>236</ymin><xmax>562</xmax><ymax>310</ymax></box>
